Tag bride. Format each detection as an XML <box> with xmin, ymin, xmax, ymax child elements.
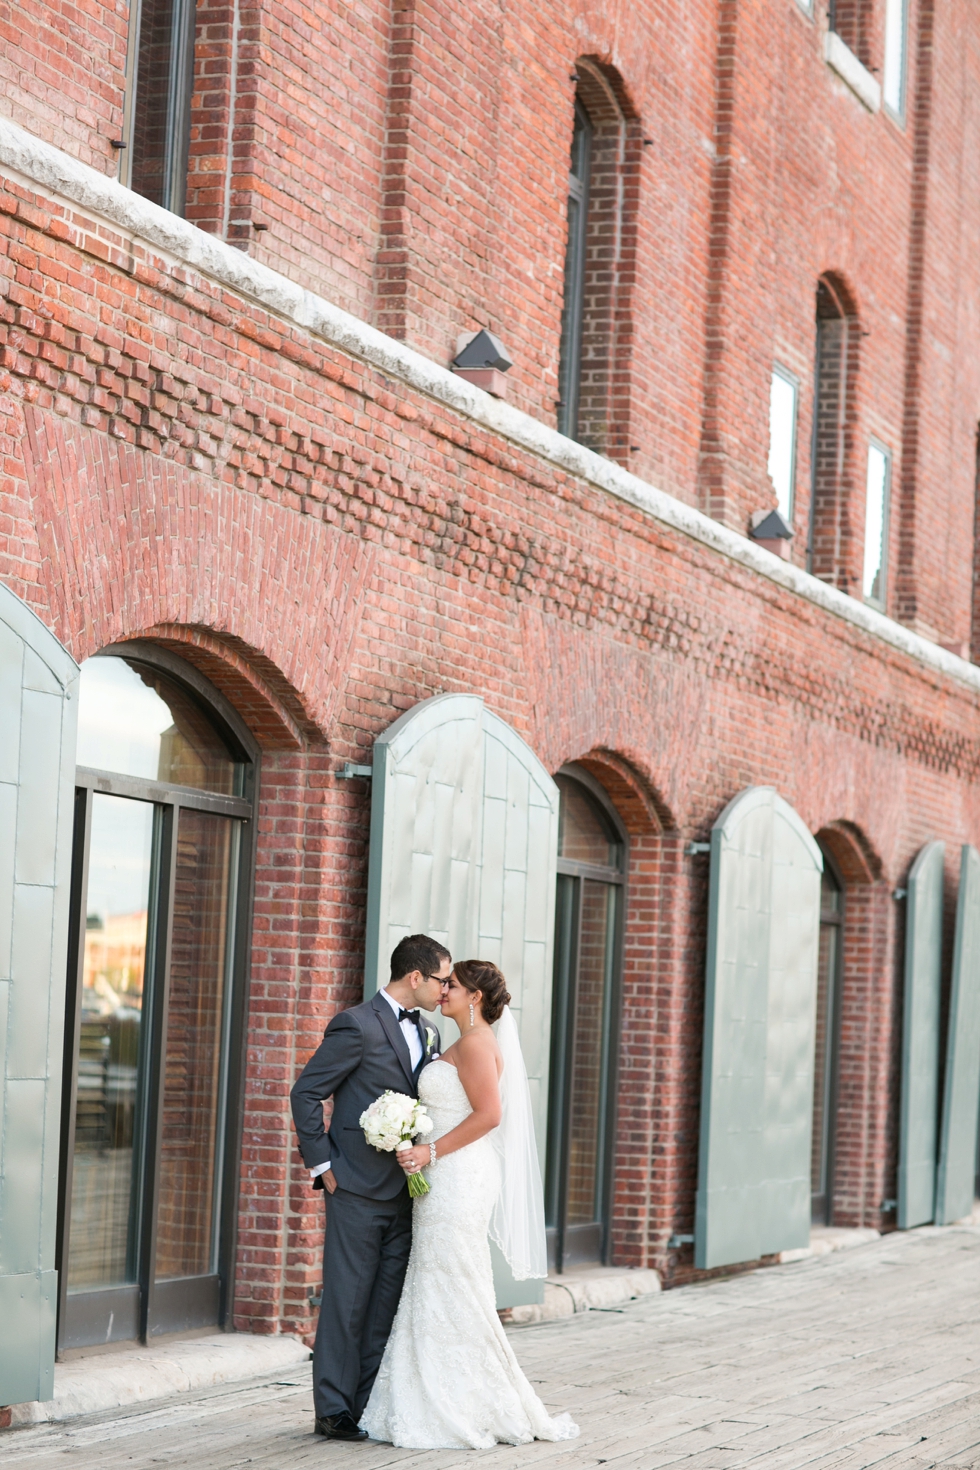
<box><xmin>359</xmin><ymin>959</ymin><xmax>579</xmax><ymax>1450</ymax></box>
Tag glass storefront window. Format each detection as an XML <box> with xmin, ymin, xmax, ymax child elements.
<box><xmin>60</xmin><ymin>651</ymin><xmax>253</xmax><ymax>1350</ymax></box>
<box><xmin>155</xmin><ymin>811</ymin><xmax>239</xmax><ymax>1280</ymax></box>
<box><xmin>547</xmin><ymin>771</ymin><xmax>626</xmax><ymax>1272</ymax></box>
<box><xmin>77</xmin><ymin>655</ymin><xmax>242</xmax><ymax>795</ymax></box>
<box><xmin>812</xmin><ymin>865</ymin><xmax>843</xmax><ymax>1223</ymax></box>
<box><xmin>68</xmin><ymin>794</ymin><xmax>156</xmax><ymax>1291</ymax></box>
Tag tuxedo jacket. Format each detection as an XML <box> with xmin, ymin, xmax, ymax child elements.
<box><xmin>290</xmin><ymin>991</ymin><xmax>441</xmax><ymax>1199</ymax></box>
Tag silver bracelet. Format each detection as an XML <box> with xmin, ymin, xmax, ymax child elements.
<box><xmin>429</xmin><ymin>1142</ymin><xmax>437</xmax><ymax>1166</ymax></box>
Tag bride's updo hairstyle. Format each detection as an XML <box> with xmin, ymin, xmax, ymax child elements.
<box><xmin>453</xmin><ymin>960</ymin><xmax>511</xmax><ymax>1024</ymax></box>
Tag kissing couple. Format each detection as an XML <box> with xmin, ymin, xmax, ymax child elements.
<box><xmin>290</xmin><ymin>933</ymin><xmax>579</xmax><ymax>1449</ymax></box>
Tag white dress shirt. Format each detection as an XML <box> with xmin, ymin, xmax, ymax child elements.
<box><xmin>310</xmin><ymin>988</ymin><xmax>424</xmax><ymax>1179</ymax></box>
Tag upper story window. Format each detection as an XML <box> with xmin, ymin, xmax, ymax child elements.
<box><xmin>557</xmin><ymin>101</ymin><xmax>593</xmax><ymax>441</ymax></box>
<box><xmin>863</xmin><ymin>441</ymin><xmax>891</xmax><ymax>608</ymax></box>
<box><xmin>121</xmin><ymin>0</ymin><xmax>198</xmax><ymax>214</ymax></box>
<box><xmin>828</xmin><ymin>0</ymin><xmax>873</xmax><ymax>69</ymax></box>
<box><xmin>809</xmin><ymin>276</ymin><xmax>860</xmax><ymax>590</ymax></box>
<box><xmin>768</xmin><ymin>366</ymin><xmax>799</xmax><ymax>521</ymax></box>
<box><xmin>883</xmin><ymin>0</ymin><xmax>909</xmax><ymax>119</ymax></box>
<box><xmin>556</xmin><ymin>64</ymin><xmax>640</xmax><ymax>462</ymax></box>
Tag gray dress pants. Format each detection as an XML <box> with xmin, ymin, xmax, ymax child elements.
<box><xmin>312</xmin><ymin>1185</ymin><xmax>413</xmax><ymax>1421</ymax></box>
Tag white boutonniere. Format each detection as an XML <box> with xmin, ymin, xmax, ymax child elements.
<box><xmin>425</xmin><ymin>1028</ymin><xmax>436</xmax><ymax>1056</ymax></box>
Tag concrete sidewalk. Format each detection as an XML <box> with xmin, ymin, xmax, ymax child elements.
<box><xmin>4</xmin><ymin>1224</ymin><xmax>980</xmax><ymax>1467</ymax></box>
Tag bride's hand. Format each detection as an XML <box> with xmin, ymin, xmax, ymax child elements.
<box><xmin>398</xmin><ymin>1144</ymin><xmax>429</xmax><ymax>1175</ymax></box>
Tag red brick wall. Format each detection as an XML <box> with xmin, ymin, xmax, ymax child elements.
<box><xmin>7</xmin><ymin>168</ymin><xmax>980</xmax><ymax>1326</ymax></box>
<box><xmin>4</xmin><ymin>0</ymin><xmax>980</xmax><ymax>1331</ymax></box>
<box><xmin>7</xmin><ymin>0</ymin><xmax>977</xmax><ymax>627</ymax></box>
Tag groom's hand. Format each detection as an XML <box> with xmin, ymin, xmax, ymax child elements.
<box><xmin>324</xmin><ymin>1170</ymin><xmax>338</xmax><ymax>1195</ymax></box>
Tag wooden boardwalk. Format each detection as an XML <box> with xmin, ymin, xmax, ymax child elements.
<box><xmin>5</xmin><ymin>1226</ymin><xmax>980</xmax><ymax>1470</ymax></box>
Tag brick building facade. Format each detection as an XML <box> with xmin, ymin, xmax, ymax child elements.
<box><xmin>1</xmin><ymin>0</ymin><xmax>980</xmax><ymax>1375</ymax></box>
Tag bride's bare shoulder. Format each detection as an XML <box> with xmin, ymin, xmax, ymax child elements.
<box><xmin>457</xmin><ymin>1027</ymin><xmax>503</xmax><ymax>1076</ymax></box>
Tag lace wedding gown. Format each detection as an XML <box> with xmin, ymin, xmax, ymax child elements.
<box><xmin>360</xmin><ymin>1059</ymin><xmax>579</xmax><ymax>1449</ymax></box>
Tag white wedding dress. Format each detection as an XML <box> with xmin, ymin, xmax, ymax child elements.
<box><xmin>360</xmin><ymin>1059</ymin><xmax>579</xmax><ymax>1449</ymax></box>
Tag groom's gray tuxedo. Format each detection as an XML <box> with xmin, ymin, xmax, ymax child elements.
<box><xmin>290</xmin><ymin>990</ymin><xmax>441</xmax><ymax>1423</ymax></box>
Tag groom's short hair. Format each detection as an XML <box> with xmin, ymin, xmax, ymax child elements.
<box><xmin>390</xmin><ymin>933</ymin><xmax>451</xmax><ymax>982</ymax></box>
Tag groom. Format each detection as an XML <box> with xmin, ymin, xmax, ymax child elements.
<box><xmin>290</xmin><ymin>933</ymin><xmax>452</xmax><ymax>1440</ymax></box>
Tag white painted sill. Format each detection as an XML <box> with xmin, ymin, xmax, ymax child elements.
<box><xmin>824</xmin><ymin>30</ymin><xmax>881</xmax><ymax>112</ymax></box>
<box><xmin>0</xmin><ymin>115</ymin><xmax>977</xmax><ymax>698</ymax></box>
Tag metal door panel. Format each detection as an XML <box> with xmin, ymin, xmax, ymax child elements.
<box><xmin>0</xmin><ymin>583</ymin><xmax>78</xmax><ymax>1406</ymax></box>
<box><xmin>15</xmin><ymin>690</ymin><xmax>64</xmax><ymax>885</ymax></box>
<box><xmin>9</xmin><ymin>885</ymin><xmax>56</xmax><ymax>1078</ymax></box>
<box><xmin>935</xmin><ymin>844</ymin><xmax>980</xmax><ymax>1225</ymax></box>
<box><xmin>898</xmin><ymin>840</ymin><xmax>944</xmax><ymax>1228</ymax></box>
<box><xmin>697</xmin><ymin>787</ymin><xmax>821</xmax><ymax>1269</ymax></box>
<box><xmin>22</xmin><ymin>643</ymin><xmax>64</xmax><ymax>696</ymax></box>
<box><xmin>0</xmin><ymin>1077</ymin><xmax>46</xmax><ymax>1272</ymax></box>
<box><xmin>364</xmin><ymin>696</ymin><xmax>558</xmax><ymax>1306</ymax></box>
<box><xmin>60</xmin><ymin>1283</ymin><xmax>140</xmax><ymax>1350</ymax></box>
<box><xmin>0</xmin><ymin>622</ymin><xmax>21</xmax><ymax>785</ymax></box>
<box><xmin>0</xmin><ymin>1270</ymin><xmax>57</xmax><ymax>1404</ymax></box>
<box><xmin>364</xmin><ymin>695</ymin><xmax>484</xmax><ymax>995</ymax></box>
<box><xmin>0</xmin><ymin>784</ymin><xmax>16</xmax><ymax>973</ymax></box>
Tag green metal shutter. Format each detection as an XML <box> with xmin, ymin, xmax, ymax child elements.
<box><xmin>696</xmin><ymin>787</ymin><xmax>822</xmax><ymax>1269</ymax></box>
<box><xmin>0</xmin><ymin>585</ymin><xmax>78</xmax><ymax>1405</ymax></box>
<box><xmin>898</xmin><ymin>840</ymin><xmax>944</xmax><ymax>1229</ymax></box>
<box><xmin>476</xmin><ymin>712</ymin><xmax>558</xmax><ymax>1160</ymax></box>
<box><xmin>363</xmin><ymin>693</ymin><xmax>485</xmax><ymax>993</ymax></box>
<box><xmin>363</xmin><ymin>695</ymin><xmax>559</xmax><ymax>1304</ymax></box>
<box><xmin>935</xmin><ymin>845</ymin><xmax>980</xmax><ymax>1225</ymax></box>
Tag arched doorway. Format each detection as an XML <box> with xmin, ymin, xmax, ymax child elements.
<box><xmin>812</xmin><ymin>854</ymin><xmax>844</xmax><ymax>1224</ymax></box>
<box><xmin>57</xmin><ymin>644</ymin><xmax>257</xmax><ymax>1349</ymax></box>
<box><xmin>546</xmin><ymin>767</ymin><xmax>626</xmax><ymax>1272</ymax></box>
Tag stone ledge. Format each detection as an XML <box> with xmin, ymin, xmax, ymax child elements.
<box><xmin>8</xmin><ymin>1333</ymin><xmax>310</xmax><ymax>1426</ymax></box>
<box><xmin>0</xmin><ymin>115</ymin><xmax>978</xmax><ymax>701</ymax></box>
<box><xmin>506</xmin><ymin>1267</ymin><xmax>662</xmax><ymax>1324</ymax></box>
<box><xmin>778</xmin><ymin>1225</ymin><xmax>880</xmax><ymax>1265</ymax></box>
<box><xmin>824</xmin><ymin>31</ymin><xmax>882</xmax><ymax>112</ymax></box>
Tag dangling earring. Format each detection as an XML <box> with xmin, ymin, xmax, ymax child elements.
<box><xmin>469</xmin><ymin>1002</ymin><xmax>475</xmax><ymax>1029</ymax></box>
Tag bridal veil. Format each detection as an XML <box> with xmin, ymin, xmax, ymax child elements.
<box><xmin>489</xmin><ymin>1005</ymin><xmax>548</xmax><ymax>1280</ymax></box>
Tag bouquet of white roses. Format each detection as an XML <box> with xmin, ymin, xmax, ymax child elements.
<box><xmin>360</xmin><ymin>1090</ymin><xmax>434</xmax><ymax>1197</ymax></box>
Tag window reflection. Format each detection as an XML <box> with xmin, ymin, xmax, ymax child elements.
<box><xmin>68</xmin><ymin>794</ymin><xmax>155</xmax><ymax>1291</ymax></box>
<box><xmin>556</xmin><ymin>775</ymin><xmax>623</xmax><ymax>869</ymax></box>
<box><xmin>812</xmin><ymin>866</ymin><xmax>842</xmax><ymax>1219</ymax></box>
<box><xmin>77</xmin><ymin>656</ymin><xmax>241</xmax><ymax>794</ymax></box>
<box><xmin>155</xmin><ymin>811</ymin><xmax>238</xmax><ymax>1280</ymax></box>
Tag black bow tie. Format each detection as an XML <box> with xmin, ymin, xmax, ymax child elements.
<box><xmin>397</xmin><ymin>1007</ymin><xmax>421</xmax><ymax>1024</ymax></box>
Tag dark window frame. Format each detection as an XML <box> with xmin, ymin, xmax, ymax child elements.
<box><xmin>121</xmin><ymin>0</ymin><xmax>198</xmax><ymax>215</ymax></box>
<box><xmin>546</xmin><ymin>763</ymin><xmax>627</xmax><ymax>1273</ymax></box>
<box><xmin>557</xmin><ymin>100</ymin><xmax>593</xmax><ymax>442</ymax></box>
<box><xmin>812</xmin><ymin>846</ymin><xmax>845</xmax><ymax>1225</ymax></box>
<box><xmin>56</xmin><ymin>641</ymin><xmax>258</xmax><ymax>1352</ymax></box>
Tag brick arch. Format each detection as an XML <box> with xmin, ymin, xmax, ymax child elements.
<box><xmin>565</xmin><ymin>57</ymin><xmax>643</xmax><ymax>463</ymax></box>
<box><xmin>123</xmin><ymin>626</ymin><xmax>308</xmax><ymax>751</ymax></box>
<box><xmin>575</xmin><ymin>745</ymin><xmax>676</xmax><ymax>835</ymax></box>
<box><xmin>814</xmin><ymin>820</ymin><xmax>895</xmax><ymax>1231</ymax></box>
<box><xmin>818</xmin><ymin>818</ymin><xmax>882</xmax><ymax>886</ymax></box>
<box><xmin>23</xmin><ymin>407</ymin><xmax>377</xmax><ymax>746</ymax></box>
<box><xmin>558</xmin><ymin>748</ymin><xmax>686</xmax><ymax>1274</ymax></box>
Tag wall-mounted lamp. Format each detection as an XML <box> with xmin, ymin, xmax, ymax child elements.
<box><xmin>451</xmin><ymin>329</ymin><xmax>513</xmax><ymax>398</ymax></box>
<box><xmin>749</xmin><ymin>508</ymin><xmax>794</xmax><ymax>560</ymax></box>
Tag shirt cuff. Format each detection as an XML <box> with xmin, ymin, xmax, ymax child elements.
<box><xmin>310</xmin><ymin>1160</ymin><xmax>331</xmax><ymax>1179</ymax></box>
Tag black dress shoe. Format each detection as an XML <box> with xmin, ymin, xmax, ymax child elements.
<box><xmin>315</xmin><ymin>1412</ymin><xmax>369</xmax><ymax>1441</ymax></box>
